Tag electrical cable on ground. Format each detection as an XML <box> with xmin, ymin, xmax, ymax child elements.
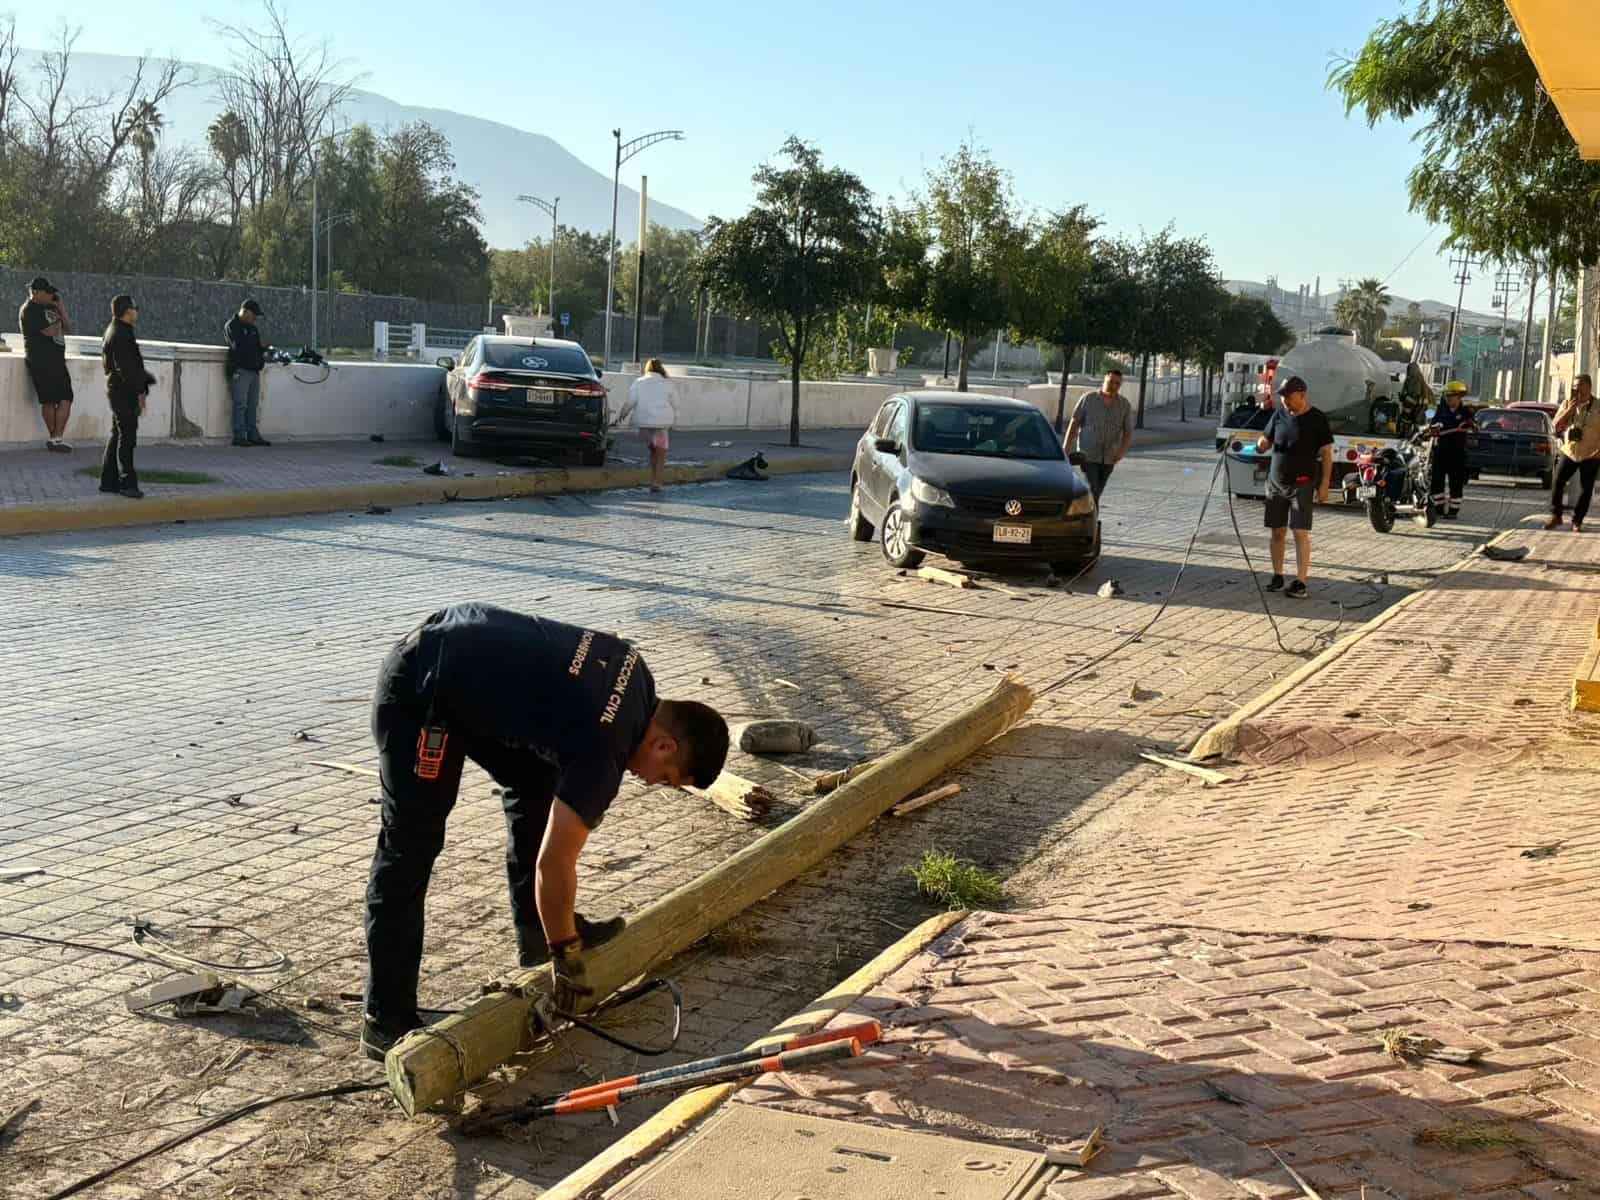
<box><xmin>40</xmin><ymin>1081</ymin><xmax>385</xmax><ymax>1200</ymax></box>
<box><xmin>546</xmin><ymin>976</ymin><xmax>682</xmax><ymax>1058</ymax></box>
<box><xmin>132</xmin><ymin>919</ymin><xmax>288</xmax><ymax>975</ymax></box>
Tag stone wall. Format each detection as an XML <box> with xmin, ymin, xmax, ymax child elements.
<box><xmin>0</xmin><ymin>267</ymin><xmax>507</xmax><ymax>350</ymax></box>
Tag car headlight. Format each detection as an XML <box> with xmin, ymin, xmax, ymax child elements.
<box><xmin>1068</xmin><ymin>494</ymin><xmax>1097</xmax><ymax>516</ymax></box>
<box><xmin>909</xmin><ymin>478</ymin><xmax>955</xmax><ymax>508</ymax></box>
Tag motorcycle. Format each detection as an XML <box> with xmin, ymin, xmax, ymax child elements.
<box><xmin>1345</xmin><ymin>429</ymin><xmax>1437</xmax><ymax>533</ymax></box>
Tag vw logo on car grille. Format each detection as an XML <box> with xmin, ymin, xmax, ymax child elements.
<box><xmin>1004</xmin><ymin>499</ymin><xmax>1023</xmax><ymax>517</ymax></box>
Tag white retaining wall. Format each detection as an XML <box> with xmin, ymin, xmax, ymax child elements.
<box><xmin>0</xmin><ymin>340</ymin><xmax>444</xmax><ymax>449</ymax></box>
<box><xmin>0</xmin><ymin>339</ymin><xmax>1189</xmax><ymax>449</ymax></box>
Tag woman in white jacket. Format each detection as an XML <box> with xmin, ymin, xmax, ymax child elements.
<box><xmin>618</xmin><ymin>358</ymin><xmax>676</xmax><ymax>493</ymax></box>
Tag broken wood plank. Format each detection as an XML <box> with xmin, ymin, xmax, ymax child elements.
<box><xmin>387</xmin><ymin>675</ymin><xmax>1035</xmax><ymax>1116</ymax></box>
<box><xmin>308</xmin><ymin>760</ymin><xmax>380</xmax><ymax>778</ymax></box>
<box><xmin>1139</xmin><ymin>752</ymin><xmax>1233</xmax><ymax>785</ymax></box>
<box><xmin>917</xmin><ymin>565</ymin><xmax>973</xmax><ymax>589</ymax></box>
<box><xmin>812</xmin><ymin>761</ymin><xmax>875</xmax><ymax>795</ymax></box>
<box><xmin>891</xmin><ymin>783</ymin><xmax>961</xmax><ymax>817</ymax></box>
<box><xmin>688</xmin><ymin>772</ymin><xmax>774</xmax><ymax>821</ymax></box>
<box><xmin>0</xmin><ymin>867</ymin><xmax>45</xmax><ymax>883</ymax></box>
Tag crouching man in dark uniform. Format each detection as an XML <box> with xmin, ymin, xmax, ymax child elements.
<box><xmin>361</xmin><ymin>602</ymin><xmax>730</xmax><ymax>1060</ymax></box>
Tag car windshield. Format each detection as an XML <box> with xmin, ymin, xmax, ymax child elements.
<box><xmin>482</xmin><ymin>342</ymin><xmax>595</xmax><ymax>375</ymax></box>
<box><xmin>911</xmin><ymin>403</ymin><xmax>1063</xmax><ymax>460</ymax></box>
<box><xmin>1476</xmin><ymin>409</ymin><xmax>1548</xmax><ymax>434</ymax></box>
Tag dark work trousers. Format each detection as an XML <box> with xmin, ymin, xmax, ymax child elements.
<box><xmin>1429</xmin><ymin>443</ymin><xmax>1468</xmax><ymax>511</ymax></box>
<box><xmin>362</xmin><ymin>642</ymin><xmax>554</xmax><ymax>1022</ymax></box>
<box><xmin>100</xmin><ymin>395</ymin><xmax>140</xmax><ymax>491</ymax></box>
<box><xmin>1084</xmin><ymin>462</ymin><xmax>1115</xmax><ymax>502</ymax></box>
<box><xmin>1553</xmin><ymin>456</ymin><xmax>1600</xmax><ymax>524</ymax></box>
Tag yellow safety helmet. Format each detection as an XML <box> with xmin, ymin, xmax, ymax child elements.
<box><xmin>1443</xmin><ymin>380</ymin><xmax>1469</xmax><ymax>397</ymax></box>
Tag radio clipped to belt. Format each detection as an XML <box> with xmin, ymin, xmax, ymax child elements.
<box><xmin>416</xmin><ymin>725</ymin><xmax>449</xmax><ymax>780</ymax></box>
<box><xmin>415</xmin><ymin>636</ymin><xmax>450</xmax><ymax>781</ymax></box>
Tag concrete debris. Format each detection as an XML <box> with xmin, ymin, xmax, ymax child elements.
<box><xmin>423</xmin><ymin>461</ymin><xmax>448</xmax><ymax>476</ymax></box>
<box><xmin>1097</xmin><ymin>579</ymin><xmax>1124</xmax><ymax>598</ymax></box>
<box><xmin>736</xmin><ymin>720</ymin><xmax>818</xmax><ymax>755</ymax></box>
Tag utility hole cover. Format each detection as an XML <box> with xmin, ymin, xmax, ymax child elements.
<box><xmin>606</xmin><ymin>1103</ymin><xmax>1045</xmax><ymax>1199</ymax></box>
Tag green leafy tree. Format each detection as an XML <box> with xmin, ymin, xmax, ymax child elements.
<box><xmin>616</xmin><ymin>223</ymin><xmax>704</xmax><ymax>348</ymax></box>
<box><xmin>1331</xmin><ymin>0</ymin><xmax>1600</xmax><ymax>285</ymax></box>
<box><xmin>697</xmin><ymin>137</ymin><xmax>880</xmax><ymax>446</ymax></box>
<box><xmin>1128</xmin><ymin>228</ymin><xmax>1218</xmax><ymax>427</ymax></box>
<box><xmin>1004</xmin><ymin>207</ymin><xmax>1102</xmax><ymax>428</ymax></box>
<box><xmin>914</xmin><ymin>140</ymin><xmax>1027</xmax><ymax>391</ymax></box>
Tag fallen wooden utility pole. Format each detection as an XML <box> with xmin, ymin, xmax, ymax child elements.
<box><xmin>386</xmin><ymin>676</ymin><xmax>1035</xmax><ymax>1116</ymax></box>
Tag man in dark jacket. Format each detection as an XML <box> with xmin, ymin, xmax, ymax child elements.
<box><xmin>101</xmin><ymin>295</ymin><xmax>156</xmax><ymax>499</ymax></box>
<box><xmin>1429</xmin><ymin>381</ymin><xmax>1475</xmax><ymax>518</ymax></box>
<box><xmin>224</xmin><ymin>298</ymin><xmax>272</xmax><ymax>447</ymax></box>
<box><xmin>360</xmin><ymin>603</ymin><xmax>730</xmax><ymax>1060</ymax></box>
<box><xmin>19</xmin><ymin>276</ymin><xmax>74</xmax><ymax>451</ymax></box>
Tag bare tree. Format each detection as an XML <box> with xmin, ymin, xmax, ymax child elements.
<box><xmin>210</xmin><ymin>0</ymin><xmax>361</xmax><ymax>208</ymax></box>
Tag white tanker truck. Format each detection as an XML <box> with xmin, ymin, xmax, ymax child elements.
<box><xmin>1220</xmin><ymin>328</ymin><xmax>1435</xmax><ymax>500</ymax></box>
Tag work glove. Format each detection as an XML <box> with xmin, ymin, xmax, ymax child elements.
<box><xmin>515</xmin><ymin>912</ymin><xmax>625</xmax><ymax>969</ymax></box>
<box><xmin>550</xmin><ymin>941</ymin><xmax>595</xmax><ymax>1014</ymax></box>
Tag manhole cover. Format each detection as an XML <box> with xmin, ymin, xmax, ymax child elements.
<box><xmin>606</xmin><ymin>1103</ymin><xmax>1045</xmax><ymax>1199</ymax></box>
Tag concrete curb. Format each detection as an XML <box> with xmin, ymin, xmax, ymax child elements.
<box><xmin>0</xmin><ymin>453</ymin><xmax>853</xmax><ymax>538</ymax></box>
<box><xmin>1189</xmin><ymin>525</ymin><xmax>1519</xmax><ymax>762</ymax></box>
<box><xmin>539</xmin><ymin>909</ymin><xmax>968</xmax><ymax>1200</ymax></box>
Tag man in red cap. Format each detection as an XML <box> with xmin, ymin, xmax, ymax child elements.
<box><xmin>1255</xmin><ymin>375</ymin><xmax>1333</xmax><ymax>599</ymax></box>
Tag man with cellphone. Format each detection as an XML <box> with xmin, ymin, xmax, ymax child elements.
<box><xmin>19</xmin><ymin>276</ymin><xmax>74</xmax><ymax>451</ymax></box>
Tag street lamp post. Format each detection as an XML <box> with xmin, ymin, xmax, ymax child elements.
<box><xmin>516</xmin><ymin>193</ymin><xmax>560</xmax><ymax>332</ymax></box>
<box><xmin>319</xmin><ymin>211</ymin><xmax>354</xmax><ymax>348</ymax></box>
<box><xmin>604</xmin><ymin>128</ymin><xmax>684</xmax><ymax>368</ymax></box>
<box><xmin>307</xmin><ymin>125</ymin><xmax>358</xmax><ymax>353</ymax></box>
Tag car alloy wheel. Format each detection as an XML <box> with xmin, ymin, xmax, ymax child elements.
<box><xmin>848</xmin><ymin>481</ymin><xmax>874</xmax><ymax>542</ymax></box>
<box><xmin>879</xmin><ymin>501</ymin><xmax>924</xmax><ymax>567</ymax></box>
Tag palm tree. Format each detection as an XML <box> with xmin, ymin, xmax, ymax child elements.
<box><xmin>1335</xmin><ymin>277</ymin><xmax>1392</xmax><ymax>348</ymax></box>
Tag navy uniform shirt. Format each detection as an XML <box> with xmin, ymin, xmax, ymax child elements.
<box><xmin>411</xmin><ymin>604</ymin><xmax>657</xmax><ymax>828</ymax></box>
<box><xmin>1434</xmin><ymin>402</ymin><xmax>1475</xmax><ymax>445</ymax></box>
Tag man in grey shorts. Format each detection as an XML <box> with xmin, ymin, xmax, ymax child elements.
<box><xmin>1064</xmin><ymin>368</ymin><xmax>1135</xmax><ymax>502</ymax></box>
<box><xmin>1255</xmin><ymin>375</ymin><xmax>1333</xmax><ymax>599</ymax></box>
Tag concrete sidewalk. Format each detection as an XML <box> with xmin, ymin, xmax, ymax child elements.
<box><xmin>0</xmin><ymin>404</ymin><xmax>1211</xmax><ymax>536</ymax></box>
<box><xmin>587</xmin><ymin>515</ymin><xmax>1600</xmax><ymax>1199</ymax></box>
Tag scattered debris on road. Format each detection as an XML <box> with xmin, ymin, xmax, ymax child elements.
<box><xmin>726</xmin><ymin>453</ymin><xmax>769</xmax><ymax>481</ymax></box>
<box><xmin>1380</xmin><ymin>1027</ymin><xmax>1482</xmax><ymax>1064</ymax></box>
<box><xmin>737</xmin><ymin>719</ymin><xmax>817</xmax><ymax>754</ymax></box>
<box><xmin>689</xmin><ymin>772</ymin><xmax>774</xmax><ymax>820</ymax></box>
<box><xmin>1520</xmin><ymin>842</ymin><xmax>1564</xmax><ymax>860</ymax></box>
<box><xmin>814</xmin><ymin>761</ymin><xmax>873</xmax><ymax>794</ymax></box>
<box><xmin>1140</xmin><ymin>752</ymin><xmax>1233</xmax><ymax>786</ymax></box>
<box><xmin>309</xmin><ymin>760</ymin><xmax>380</xmax><ymax>778</ymax></box>
<box><xmin>891</xmin><ymin>783</ymin><xmax>961</xmax><ymax>817</ymax></box>
<box><xmin>1269</xmin><ymin>1147</ymin><xmax>1326</xmax><ymax>1199</ymax></box>
<box><xmin>1097</xmin><ymin>579</ymin><xmax>1124</xmax><ymax>598</ymax></box>
<box><xmin>0</xmin><ymin>867</ymin><xmax>44</xmax><ymax>883</ymax></box>
<box><xmin>918</xmin><ymin>565</ymin><xmax>973</xmax><ymax>589</ymax></box>
<box><xmin>1045</xmin><ymin>1125</ymin><xmax>1104</xmax><ymax>1168</ymax></box>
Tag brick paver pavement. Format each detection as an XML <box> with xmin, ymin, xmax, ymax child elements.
<box><xmin>732</xmin><ymin>912</ymin><xmax>1600</xmax><ymax>1198</ymax></box>
<box><xmin>0</xmin><ymin>446</ymin><xmax>1548</xmax><ymax>1197</ymax></box>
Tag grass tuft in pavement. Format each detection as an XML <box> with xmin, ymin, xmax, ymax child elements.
<box><xmin>1414</xmin><ymin>1120</ymin><xmax>1527</xmax><ymax>1152</ymax></box>
<box><xmin>910</xmin><ymin>850</ymin><xmax>1004</xmax><ymax>910</ymax></box>
<box><xmin>78</xmin><ymin>467</ymin><xmax>217</xmax><ymax>485</ymax></box>
<box><xmin>374</xmin><ymin>454</ymin><xmax>422</xmax><ymax>468</ymax></box>
<box><xmin>699</xmin><ymin>916</ymin><xmax>766</xmax><ymax>957</ymax></box>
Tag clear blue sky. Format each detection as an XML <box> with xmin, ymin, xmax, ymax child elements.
<box><xmin>10</xmin><ymin>0</ymin><xmax>1534</xmax><ymax>314</ymax></box>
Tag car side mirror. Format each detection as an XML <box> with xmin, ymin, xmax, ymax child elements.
<box><xmin>1067</xmin><ymin>450</ymin><xmax>1087</xmax><ymax>467</ymax></box>
<box><xmin>874</xmin><ymin>436</ymin><xmax>900</xmax><ymax>454</ymax></box>
<box><xmin>436</xmin><ymin>356</ymin><xmax>455</xmax><ymax>371</ymax></box>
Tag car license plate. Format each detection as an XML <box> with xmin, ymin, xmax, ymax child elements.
<box><xmin>1357</xmin><ymin>485</ymin><xmax>1377</xmax><ymax>500</ymax></box>
<box><xmin>528</xmin><ymin>389</ymin><xmax>557</xmax><ymax>406</ymax></box>
<box><xmin>993</xmin><ymin>524</ymin><xmax>1032</xmax><ymax>545</ymax></box>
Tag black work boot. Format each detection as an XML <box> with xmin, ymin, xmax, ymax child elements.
<box><xmin>515</xmin><ymin>913</ymin><xmax>626</xmax><ymax>969</ymax></box>
<box><xmin>361</xmin><ymin>1010</ymin><xmax>424</xmax><ymax>1062</ymax></box>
